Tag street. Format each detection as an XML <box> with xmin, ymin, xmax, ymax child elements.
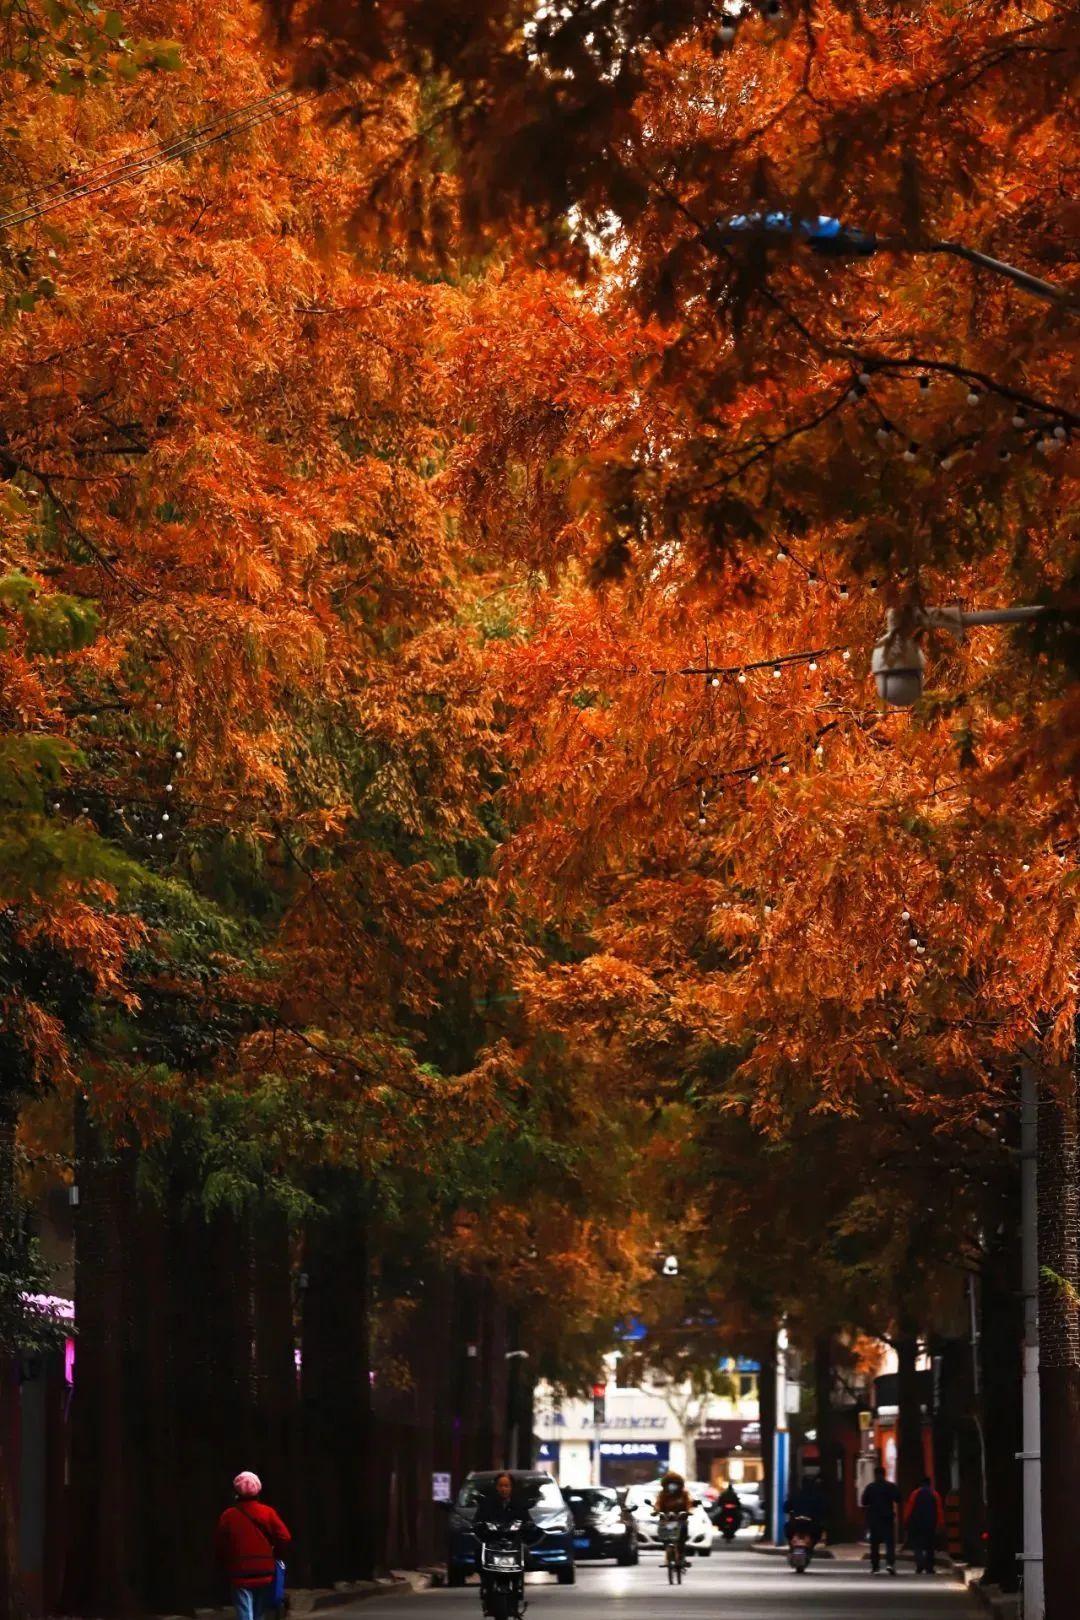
<box><xmin>351</xmin><ymin>1546</ymin><xmax>980</xmax><ymax>1618</ymax></box>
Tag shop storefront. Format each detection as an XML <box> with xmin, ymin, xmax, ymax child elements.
<box><xmin>695</xmin><ymin>1419</ymin><xmax>763</xmax><ymax>1490</ymax></box>
<box><xmin>597</xmin><ymin>1439</ymin><xmax>670</xmax><ymax>1487</ymax></box>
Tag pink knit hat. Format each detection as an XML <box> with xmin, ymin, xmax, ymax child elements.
<box><xmin>233</xmin><ymin>1472</ymin><xmax>262</xmax><ymax>1499</ymax></box>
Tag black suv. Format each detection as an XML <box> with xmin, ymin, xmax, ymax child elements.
<box><xmin>565</xmin><ymin>1486</ymin><xmax>640</xmax><ymax>1565</ymax></box>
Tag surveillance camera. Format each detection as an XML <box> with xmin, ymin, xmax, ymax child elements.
<box><xmin>871</xmin><ymin>624</ymin><xmax>925</xmax><ymax>708</ymax></box>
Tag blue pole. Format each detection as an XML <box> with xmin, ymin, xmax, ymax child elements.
<box><xmin>772</xmin><ymin>1427</ymin><xmax>789</xmax><ymax>1546</ymax></box>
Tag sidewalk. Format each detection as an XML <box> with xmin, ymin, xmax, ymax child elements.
<box><xmin>184</xmin><ymin>1571</ymin><xmax>433</xmax><ymax>1620</ymax></box>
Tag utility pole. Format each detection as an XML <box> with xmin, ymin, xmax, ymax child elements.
<box><xmin>771</xmin><ymin>1324</ymin><xmax>790</xmax><ymax>1545</ymax></box>
<box><xmin>1020</xmin><ymin>1065</ymin><xmax>1044</xmax><ymax>1619</ymax></box>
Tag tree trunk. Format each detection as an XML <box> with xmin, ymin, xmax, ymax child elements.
<box><xmin>0</xmin><ymin>1099</ymin><xmax>26</xmax><ymax>1620</ymax></box>
<box><xmin>1038</xmin><ymin>1051</ymin><xmax>1080</xmax><ymax>1620</ymax></box>
<box><xmin>757</xmin><ymin>1335</ymin><xmax>776</xmax><ymax>1541</ymax></box>
<box><xmin>61</xmin><ymin>1101</ymin><xmax>137</xmax><ymax>1617</ymax></box>
<box><xmin>813</xmin><ymin>1335</ymin><xmax>843</xmax><ymax>1542</ymax></box>
<box><xmin>980</xmin><ymin>1225</ymin><xmax>1022</xmax><ymax>1589</ymax></box>
<box><xmin>254</xmin><ymin>1206</ymin><xmax>303</xmax><ymax>1576</ymax></box>
<box><xmin>895</xmin><ymin>1330</ymin><xmax>924</xmax><ymax>1502</ymax></box>
<box><xmin>129</xmin><ymin>1188</ymin><xmax>183</xmax><ymax>1613</ymax></box>
<box><xmin>301</xmin><ymin>1179</ymin><xmax>373</xmax><ymax>1583</ymax></box>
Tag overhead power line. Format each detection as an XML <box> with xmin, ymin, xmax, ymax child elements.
<box><xmin>0</xmin><ymin>88</ymin><xmax>297</xmax><ymax>232</ymax></box>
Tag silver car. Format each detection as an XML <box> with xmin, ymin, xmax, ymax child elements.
<box><xmin>624</xmin><ymin>1482</ymin><xmax>714</xmax><ymax>1557</ymax></box>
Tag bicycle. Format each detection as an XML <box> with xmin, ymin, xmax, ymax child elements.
<box><xmin>657</xmin><ymin>1514</ymin><xmax>686</xmax><ymax>1586</ymax></box>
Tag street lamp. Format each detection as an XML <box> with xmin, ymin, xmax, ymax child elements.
<box><xmin>872</xmin><ymin>605</ymin><xmax>1050</xmax><ymax>707</ymax></box>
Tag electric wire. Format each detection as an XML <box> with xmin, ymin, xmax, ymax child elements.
<box><xmin>0</xmin><ymin>89</ymin><xmax>297</xmax><ymax>232</ymax></box>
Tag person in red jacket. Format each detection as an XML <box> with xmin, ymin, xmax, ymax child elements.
<box><xmin>215</xmin><ymin>1472</ymin><xmax>292</xmax><ymax>1620</ymax></box>
<box><xmin>903</xmin><ymin>1476</ymin><xmax>944</xmax><ymax>1574</ymax></box>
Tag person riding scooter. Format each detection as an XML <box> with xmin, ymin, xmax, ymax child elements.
<box><xmin>716</xmin><ymin>1482</ymin><xmax>742</xmax><ymax>1540</ymax></box>
<box><xmin>784</xmin><ymin>1475</ymin><xmax>825</xmax><ymax>1547</ymax></box>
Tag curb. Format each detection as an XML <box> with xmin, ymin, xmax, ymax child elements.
<box><xmin>750</xmin><ymin>1542</ymin><xmax>836</xmax><ymax>1560</ymax></box>
<box><xmin>187</xmin><ymin>1580</ymin><xmax>413</xmax><ymax>1620</ymax></box>
<box><xmin>956</xmin><ymin>1567</ymin><xmax>1021</xmax><ymax>1619</ymax></box>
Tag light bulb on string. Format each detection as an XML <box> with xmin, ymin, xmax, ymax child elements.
<box><xmin>772</xmin><ymin>665</ymin><xmax>782</xmax><ymax>679</ymax></box>
<box><xmin>808</xmin><ymin>661</ymin><xmax>818</xmax><ymax>671</ymax></box>
<box><xmin>1012</xmin><ymin>410</ymin><xmax>1027</xmax><ymax>430</ymax></box>
<box><xmin>967</xmin><ymin>389</ymin><xmax>981</xmax><ymax>407</ymax></box>
<box><xmin>737</xmin><ymin>672</ymin><xmax>747</xmax><ymax>684</ymax></box>
<box><xmin>710</xmin><ymin>676</ymin><xmax>721</xmax><ymax>687</ymax></box>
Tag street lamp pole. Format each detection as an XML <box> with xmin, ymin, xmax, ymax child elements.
<box><xmin>872</xmin><ymin>604</ymin><xmax>1051</xmax><ymax>707</ymax></box>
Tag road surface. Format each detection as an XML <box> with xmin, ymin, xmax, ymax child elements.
<box><xmin>349</xmin><ymin>1542</ymin><xmax>980</xmax><ymax>1618</ymax></box>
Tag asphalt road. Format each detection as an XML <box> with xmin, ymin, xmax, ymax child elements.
<box><xmin>349</xmin><ymin>1542</ymin><xmax>980</xmax><ymax>1619</ymax></box>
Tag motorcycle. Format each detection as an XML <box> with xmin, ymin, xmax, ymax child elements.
<box><xmin>718</xmin><ymin>1501</ymin><xmax>741</xmax><ymax>1543</ymax></box>
<box><xmin>788</xmin><ymin>1514</ymin><xmax>816</xmax><ymax>1574</ymax></box>
<box><xmin>474</xmin><ymin>1518</ymin><xmax>527</xmax><ymax>1619</ymax></box>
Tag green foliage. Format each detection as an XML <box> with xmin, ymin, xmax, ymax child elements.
<box><xmin>0</xmin><ymin>1233</ymin><xmax>66</xmax><ymax>1355</ymax></box>
<box><xmin>0</xmin><ymin>572</ymin><xmax>100</xmax><ymax>653</ymax></box>
<box><xmin>0</xmin><ymin>1</ymin><xmax>181</xmax><ymax>89</ymax></box>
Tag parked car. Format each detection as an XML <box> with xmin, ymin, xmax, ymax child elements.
<box><xmin>446</xmin><ymin>1471</ymin><xmax>576</xmax><ymax>1588</ymax></box>
<box><xmin>564</xmin><ymin>1486</ymin><xmax>639</xmax><ymax>1565</ymax></box>
<box><xmin>623</xmin><ymin>1481</ymin><xmax>714</xmax><ymax>1557</ymax></box>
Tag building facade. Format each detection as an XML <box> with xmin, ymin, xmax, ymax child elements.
<box><xmin>534</xmin><ymin>1354</ymin><xmax>761</xmax><ymax>1490</ymax></box>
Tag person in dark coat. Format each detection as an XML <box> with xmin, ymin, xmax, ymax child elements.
<box><xmin>215</xmin><ymin>1472</ymin><xmax>291</xmax><ymax>1620</ymax></box>
<box><xmin>861</xmin><ymin>1464</ymin><xmax>901</xmax><ymax>1575</ymax></box>
<box><xmin>904</xmin><ymin>1475</ymin><xmax>945</xmax><ymax>1574</ymax></box>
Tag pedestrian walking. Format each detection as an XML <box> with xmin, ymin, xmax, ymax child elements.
<box><xmin>904</xmin><ymin>1475</ymin><xmax>944</xmax><ymax>1574</ymax></box>
<box><xmin>215</xmin><ymin>1471</ymin><xmax>292</xmax><ymax>1620</ymax></box>
<box><xmin>860</xmin><ymin>1464</ymin><xmax>900</xmax><ymax>1575</ymax></box>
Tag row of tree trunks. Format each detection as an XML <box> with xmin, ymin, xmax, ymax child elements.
<box><xmin>56</xmin><ymin>1129</ymin><xmax>521</xmax><ymax>1615</ymax></box>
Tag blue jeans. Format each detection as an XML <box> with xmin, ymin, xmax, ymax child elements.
<box><xmin>233</xmin><ymin>1587</ymin><xmax>272</xmax><ymax>1620</ymax></box>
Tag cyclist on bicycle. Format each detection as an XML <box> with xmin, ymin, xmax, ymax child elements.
<box><xmin>654</xmin><ymin>1471</ymin><xmax>692</xmax><ymax>1563</ymax></box>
